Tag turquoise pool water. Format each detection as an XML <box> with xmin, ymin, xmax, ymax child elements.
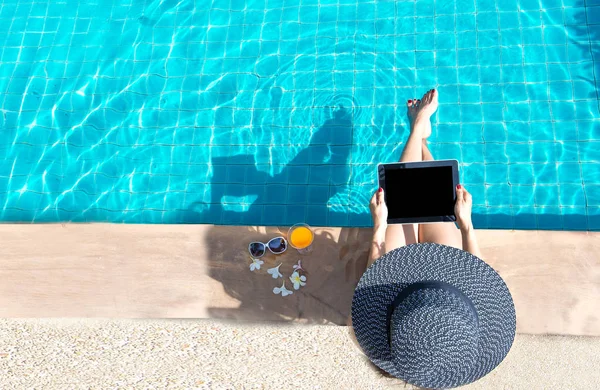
<box><xmin>0</xmin><ymin>0</ymin><xmax>599</xmax><ymax>229</ymax></box>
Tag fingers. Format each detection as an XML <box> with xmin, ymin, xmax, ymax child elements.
<box><xmin>463</xmin><ymin>187</ymin><xmax>472</xmax><ymax>202</ymax></box>
<box><xmin>456</xmin><ymin>184</ymin><xmax>464</xmax><ymax>202</ymax></box>
<box><xmin>371</xmin><ymin>188</ymin><xmax>384</xmax><ymax>206</ymax></box>
<box><xmin>457</xmin><ymin>184</ymin><xmax>472</xmax><ymax>203</ymax></box>
<box><xmin>370</xmin><ymin>191</ymin><xmax>377</xmax><ymax>206</ymax></box>
<box><xmin>377</xmin><ymin>188</ymin><xmax>384</xmax><ymax>205</ymax></box>
<box><xmin>423</xmin><ymin>89</ymin><xmax>432</xmax><ymax>102</ymax></box>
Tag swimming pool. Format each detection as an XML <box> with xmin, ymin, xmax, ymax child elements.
<box><xmin>0</xmin><ymin>0</ymin><xmax>599</xmax><ymax>230</ymax></box>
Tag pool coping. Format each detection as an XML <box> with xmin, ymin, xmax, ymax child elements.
<box><xmin>0</xmin><ymin>224</ymin><xmax>598</xmax><ymax>336</ymax></box>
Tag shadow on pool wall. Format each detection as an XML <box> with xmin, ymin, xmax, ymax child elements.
<box><xmin>183</xmin><ymin>107</ymin><xmax>364</xmax><ymax>227</ymax></box>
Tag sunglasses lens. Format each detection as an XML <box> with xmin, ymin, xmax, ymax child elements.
<box><xmin>249</xmin><ymin>242</ymin><xmax>265</xmax><ymax>258</ymax></box>
<box><xmin>268</xmin><ymin>237</ymin><xmax>287</xmax><ymax>254</ymax></box>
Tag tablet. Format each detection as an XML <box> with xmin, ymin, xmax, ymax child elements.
<box><xmin>378</xmin><ymin>160</ymin><xmax>459</xmax><ymax>224</ymax></box>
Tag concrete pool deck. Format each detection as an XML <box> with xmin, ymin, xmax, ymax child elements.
<box><xmin>1</xmin><ymin>319</ymin><xmax>599</xmax><ymax>389</ymax></box>
<box><xmin>0</xmin><ymin>224</ymin><xmax>598</xmax><ymax>335</ymax></box>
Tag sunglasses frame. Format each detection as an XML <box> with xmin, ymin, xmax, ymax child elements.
<box><xmin>248</xmin><ymin>236</ymin><xmax>288</xmax><ymax>258</ymax></box>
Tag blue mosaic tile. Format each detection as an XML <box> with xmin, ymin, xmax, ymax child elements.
<box><xmin>514</xmin><ymin>206</ymin><xmax>538</xmax><ymax>229</ymax></box>
<box><xmin>537</xmin><ymin>206</ymin><xmax>564</xmax><ymax>230</ymax></box>
<box><xmin>563</xmin><ymin>207</ymin><xmax>588</xmax><ymax>230</ymax></box>
<box><xmin>0</xmin><ymin>0</ymin><xmax>597</xmax><ymax>231</ymax></box>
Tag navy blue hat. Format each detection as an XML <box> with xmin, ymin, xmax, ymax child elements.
<box><xmin>352</xmin><ymin>243</ymin><xmax>516</xmax><ymax>389</ymax></box>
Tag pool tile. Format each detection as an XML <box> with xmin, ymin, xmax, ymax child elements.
<box><xmin>557</xmin><ymin>163</ymin><xmax>583</xmax><ymax>183</ymax></box>
<box><xmin>483</xmin><ymin>123</ymin><xmax>507</xmax><ymax>143</ymax></box>
<box><xmin>458</xmin><ymin>31</ymin><xmax>477</xmax><ymax>49</ymax></box>
<box><xmin>328</xmin><ymin>209</ymin><xmax>349</xmax><ymax>227</ymax></box>
<box><xmin>578</xmin><ymin>121</ymin><xmax>600</xmax><ymax>141</ymax></box>
<box><xmin>486</xmin><ymin>184</ymin><xmax>512</xmax><ymax>206</ymax></box>
<box><xmin>286</xmin><ymin>166</ymin><xmax>309</xmax><ymax>185</ymax></box>
<box><xmin>484</xmin><ymin>144</ymin><xmax>508</xmax><ymax>164</ymax></box>
<box><xmin>471</xmin><ymin>205</ymin><xmax>488</xmax><ymax>228</ymax></box>
<box><xmin>486</xmin><ymin>206</ymin><xmax>514</xmax><ymax>229</ymax></box>
<box><xmin>459</xmin><ymin>85</ymin><xmax>481</xmax><ymax>103</ymax></box>
<box><xmin>514</xmin><ymin>206</ymin><xmax>537</xmax><ymax>229</ymax></box>
<box><xmin>482</xmin><ymin>104</ymin><xmax>504</xmax><ymax>122</ymax></box>
<box><xmin>534</xmin><ymin>185</ymin><xmax>560</xmax><ymax>207</ymax></box>
<box><xmin>221</xmin><ymin>210</ymin><xmax>245</xmax><ymax>225</ymax></box>
<box><xmin>533</xmin><ymin>164</ymin><xmax>558</xmax><ymax>184</ymax></box>
<box><xmin>287</xmin><ymin>186</ymin><xmax>308</xmax><ymax>205</ymax></box>
<box><xmin>468</xmin><ymin>184</ymin><xmax>486</xmax><ymax>206</ymax></box>
<box><xmin>582</xmin><ymin>163</ymin><xmax>600</xmax><ymax>184</ymax></box>
<box><xmin>460</xmin><ymin>104</ymin><xmax>483</xmax><ymax>123</ymax></box>
<box><xmin>509</xmin><ymin>164</ymin><xmax>535</xmax><ymax>185</ymax></box>
<box><xmin>309</xmin><ymin>165</ymin><xmax>331</xmax><ymax>185</ymax></box>
<box><xmin>588</xmin><ymin>207</ymin><xmax>600</xmax><ymax>230</ymax></box>
<box><xmin>461</xmin><ymin>143</ymin><xmax>484</xmax><ymax>163</ymax></box>
<box><xmin>437</xmin><ymin>143</ymin><xmax>462</xmax><ymax>161</ymax></box>
<box><xmin>560</xmin><ymin>184</ymin><xmax>587</xmax><ymax>207</ymax></box>
<box><xmin>265</xmin><ymin>184</ymin><xmax>287</xmax><ymax>204</ymax></box>
<box><xmin>0</xmin><ymin>2</ymin><xmax>598</xmax><ymax>230</ymax></box>
<box><xmin>462</xmin><ymin>163</ymin><xmax>485</xmax><ymax>184</ymax></box>
<box><xmin>562</xmin><ymin>207</ymin><xmax>588</xmax><ymax>230</ymax></box>
<box><xmin>576</xmin><ymin>101</ymin><xmax>599</xmax><ymax>121</ymax></box>
<box><xmin>506</xmin><ymin>143</ymin><xmax>532</xmax><ymax>164</ymax></box>
<box><xmin>485</xmin><ymin>164</ymin><xmax>508</xmax><ymax>184</ymax></box>
<box><xmin>306</xmin><ymin>205</ymin><xmax>328</xmax><ymax>226</ymax></box>
<box><xmin>537</xmin><ymin>206</ymin><xmax>563</xmax><ymax>229</ymax></box>
<box><xmin>348</xmin><ymin>212</ymin><xmax>372</xmax><ymax>227</ymax></box>
<box><xmin>586</xmin><ymin>185</ymin><xmax>600</xmax><ymax>206</ymax></box>
<box><xmin>308</xmin><ymin>186</ymin><xmax>330</xmax><ymax>204</ymax></box>
<box><xmin>263</xmin><ymin>205</ymin><xmax>287</xmax><ymax>226</ymax></box>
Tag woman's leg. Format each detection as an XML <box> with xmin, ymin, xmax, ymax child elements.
<box><xmin>384</xmin><ymin>91</ymin><xmax>436</xmax><ymax>252</ymax></box>
<box><xmin>418</xmin><ymin>137</ymin><xmax>463</xmax><ymax>249</ymax></box>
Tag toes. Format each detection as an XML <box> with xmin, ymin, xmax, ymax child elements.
<box><xmin>407</xmin><ymin>99</ymin><xmax>413</xmax><ymax>107</ymax></box>
<box><xmin>422</xmin><ymin>91</ymin><xmax>431</xmax><ymax>103</ymax></box>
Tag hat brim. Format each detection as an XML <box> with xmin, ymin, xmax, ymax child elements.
<box><xmin>351</xmin><ymin>243</ymin><xmax>516</xmax><ymax>387</ymax></box>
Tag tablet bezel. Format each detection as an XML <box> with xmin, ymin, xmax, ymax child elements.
<box><xmin>377</xmin><ymin>159</ymin><xmax>459</xmax><ymax>224</ymax></box>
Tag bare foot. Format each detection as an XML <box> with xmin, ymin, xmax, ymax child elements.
<box><xmin>407</xmin><ymin>89</ymin><xmax>438</xmax><ymax>139</ymax></box>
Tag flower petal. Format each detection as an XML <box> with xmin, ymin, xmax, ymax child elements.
<box><xmin>249</xmin><ymin>257</ymin><xmax>263</xmax><ymax>271</ymax></box>
<box><xmin>267</xmin><ymin>263</ymin><xmax>283</xmax><ymax>279</ymax></box>
<box><xmin>277</xmin><ymin>281</ymin><xmax>293</xmax><ymax>296</ymax></box>
<box><xmin>293</xmin><ymin>259</ymin><xmax>303</xmax><ymax>271</ymax></box>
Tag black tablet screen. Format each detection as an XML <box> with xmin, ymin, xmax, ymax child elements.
<box><xmin>385</xmin><ymin>166</ymin><xmax>455</xmax><ymax>219</ymax></box>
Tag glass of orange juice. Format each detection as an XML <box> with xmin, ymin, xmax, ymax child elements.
<box><xmin>288</xmin><ymin>223</ymin><xmax>314</xmax><ymax>254</ymax></box>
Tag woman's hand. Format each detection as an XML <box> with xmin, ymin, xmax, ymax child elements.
<box><xmin>370</xmin><ymin>188</ymin><xmax>388</xmax><ymax>230</ymax></box>
<box><xmin>455</xmin><ymin>184</ymin><xmax>482</xmax><ymax>258</ymax></box>
<box><xmin>455</xmin><ymin>184</ymin><xmax>473</xmax><ymax>232</ymax></box>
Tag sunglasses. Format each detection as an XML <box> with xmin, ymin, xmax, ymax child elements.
<box><xmin>248</xmin><ymin>237</ymin><xmax>288</xmax><ymax>258</ymax></box>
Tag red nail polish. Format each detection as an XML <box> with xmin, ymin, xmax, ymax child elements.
<box><xmin>378</xmin><ymin>188</ymin><xmax>383</xmax><ymax>193</ymax></box>
<box><xmin>457</xmin><ymin>184</ymin><xmax>462</xmax><ymax>189</ymax></box>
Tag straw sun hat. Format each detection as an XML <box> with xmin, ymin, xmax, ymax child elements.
<box><xmin>352</xmin><ymin>243</ymin><xmax>516</xmax><ymax>388</ymax></box>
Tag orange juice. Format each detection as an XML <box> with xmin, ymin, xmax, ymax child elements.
<box><xmin>290</xmin><ymin>226</ymin><xmax>313</xmax><ymax>249</ymax></box>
